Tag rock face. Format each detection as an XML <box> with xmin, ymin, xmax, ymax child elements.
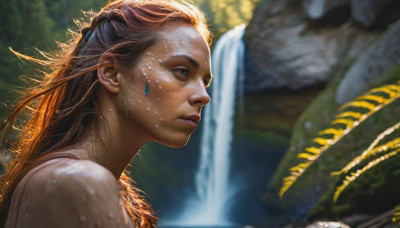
<box><xmin>244</xmin><ymin>0</ymin><xmax>400</xmax><ymax>92</ymax></box>
<box><xmin>351</xmin><ymin>0</ymin><xmax>400</xmax><ymax>28</ymax></box>
<box><xmin>336</xmin><ymin>19</ymin><xmax>400</xmax><ymax>104</ymax></box>
<box><xmin>244</xmin><ymin>0</ymin><xmax>400</xmax><ymax>225</ymax></box>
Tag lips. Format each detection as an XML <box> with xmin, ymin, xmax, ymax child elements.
<box><xmin>180</xmin><ymin>114</ymin><xmax>201</xmax><ymax>128</ymax></box>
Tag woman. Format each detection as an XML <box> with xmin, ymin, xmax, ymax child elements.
<box><xmin>0</xmin><ymin>0</ymin><xmax>212</xmax><ymax>227</ymax></box>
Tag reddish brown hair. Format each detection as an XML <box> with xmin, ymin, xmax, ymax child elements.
<box><xmin>0</xmin><ymin>0</ymin><xmax>211</xmax><ymax>226</ymax></box>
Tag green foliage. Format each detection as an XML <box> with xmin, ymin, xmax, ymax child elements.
<box><xmin>280</xmin><ymin>80</ymin><xmax>400</xmax><ymax>197</ymax></box>
<box><xmin>194</xmin><ymin>0</ymin><xmax>260</xmax><ymax>39</ymax></box>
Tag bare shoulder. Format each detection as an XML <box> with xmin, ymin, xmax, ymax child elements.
<box><xmin>7</xmin><ymin>158</ymin><xmax>132</xmax><ymax>228</ymax></box>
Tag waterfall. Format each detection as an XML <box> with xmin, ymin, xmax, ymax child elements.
<box><xmin>178</xmin><ymin>24</ymin><xmax>246</xmax><ymax>226</ymax></box>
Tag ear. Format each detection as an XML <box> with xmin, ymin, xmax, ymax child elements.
<box><xmin>97</xmin><ymin>54</ymin><xmax>120</xmax><ymax>94</ymax></box>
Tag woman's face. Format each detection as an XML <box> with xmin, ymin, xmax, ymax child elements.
<box><xmin>117</xmin><ymin>22</ymin><xmax>211</xmax><ymax>147</ymax></box>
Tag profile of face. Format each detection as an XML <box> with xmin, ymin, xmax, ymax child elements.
<box><xmin>117</xmin><ymin>22</ymin><xmax>212</xmax><ymax>148</ymax></box>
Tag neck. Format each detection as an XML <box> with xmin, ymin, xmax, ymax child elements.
<box><xmin>75</xmin><ymin>108</ymin><xmax>149</xmax><ymax>179</ymax></box>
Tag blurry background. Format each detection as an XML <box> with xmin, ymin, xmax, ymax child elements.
<box><xmin>1</xmin><ymin>0</ymin><xmax>400</xmax><ymax>227</ymax></box>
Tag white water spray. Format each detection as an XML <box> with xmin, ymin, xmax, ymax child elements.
<box><xmin>177</xmin><ymin>25</ymin><xmax>246</xmax><ymax>226</ymax></box>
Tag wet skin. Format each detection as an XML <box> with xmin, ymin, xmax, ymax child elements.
<box><xmin>5</xmin><ymin>22</ymin><xmax>211</xmax><ymax>228</ymax></box>
<box><xmin>117</xmin><ymin>21</ymin><xmax>212</xmax><ymax>148</ymax></box>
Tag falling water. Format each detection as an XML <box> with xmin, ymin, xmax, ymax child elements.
<box><xmin>176</xmin><ymin>25</ymin><xmax>246</xmax><ymax>226</ymax></box>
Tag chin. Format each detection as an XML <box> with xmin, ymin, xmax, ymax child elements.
<box><xmin>157</xmin><ymin>134</ymin><xmax>191</xmax><ymax>148</ymax></box>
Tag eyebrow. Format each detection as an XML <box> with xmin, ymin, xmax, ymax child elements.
<box><xmin>168</xmin><ymin>54</ymin><xmax>199</xmax><ymax>68</ymax></box>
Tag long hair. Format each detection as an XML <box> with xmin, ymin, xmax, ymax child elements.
<box><xmin>0</xmin><ymin>0</ymin><xmax>211</xmax><ymax>226</ymax></box>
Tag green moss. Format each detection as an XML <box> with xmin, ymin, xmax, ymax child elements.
<box><xmin>235</xmin><ymin>129</ymin><xmax>290</xmax><ymax>146</ymax></box>
<box><xmin>272</xmin><ymin>63</ymin><xmax>400</xmax><ymax>220</ymax></box>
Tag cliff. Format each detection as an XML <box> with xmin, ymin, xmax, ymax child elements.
<box><xmin>243</xmin><ymin>0</ymin><xmax>400</xmax><ymax>225</ymax></box>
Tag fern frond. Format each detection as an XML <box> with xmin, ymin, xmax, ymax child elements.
<box><xmin>305</xmin><ymin>147</ymin><xmax>320</xmax><ymax>155</ymax></box>
<box><xmin>319</xmin><ymin>128</ymin><xmax>344</xmax><ymax>137</ymax></box>
<box><xmin>331</xmin><ymin>118</ymin><xmax>355</xmax><ymax>128</ymax></box>
<box><xmin>393</xmin><ymin>205</ymin><xmax>400</xmax><ymax>223</ymax></box>
<box><xmin>340</xmin><ymin>100</ymin><xmax>376</xmax><ymax>111</ymax></box>
<box><xmin>333</xmin><ymin>148</ymin><xmax>400</xmax><ymax>202</ymax></box>
<box><xmin>335</xmin><ymin>111</ymin><xmax>362</xmax><ymax>119</ymax></box>
<box><xmin>279</xmin><ymin>81</ymin><xmax>400</xmax><ymax>197</ymax></box>
<box><xmin>313</xmin><ymin>137</ymin><xmax>331</xmax><ymax>146</ymax></box>
<box><xmin>355</xmin><ymin>94</ymin><xmax>388</xmax><ymax>103</ymax></box>
<box><xmin>333</xmin><ymin>122</ymin><xmax>400</xmax><ymax>175</ymax></box>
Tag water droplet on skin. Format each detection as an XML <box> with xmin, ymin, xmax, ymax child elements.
<box><xmin>147</xmin><ymin>52</ymin><xmax>151</xmax><ymax>56</ymax></box>
<box><xmin>79</xmin><ymin>214</ymin><xmax>86</xmax><ymax>223</ymax></box>
<box><xmin>160</xmin><ymin>118</ymin><xmax>164</xmax><ymax>121</ymax></box>
<box><xmin>155</xmin><ymin>124</ymin><xmax>159</xmax><ymax>128</ymax></box>
<box><xmin>148</xmin><ymin>79</ymin><xmax>151</xmax><ymax>83</ymax></box>
<box><xmin>156</xmin><ymin>97</ymin><xmax>160</xmax><ymax>102</ymax></box>
<box><xmin>154</xmin><ymin>111</ymin><xmax>158</xmax><ymax>115</ymax></box>
<box><xmin>155</xmin><ymin>80</ymin><xmax>159</xmax><ymax>84</ymax></box>
<box><xmin>51</xmin><ymin>179</ymin><xmax>56</xmax><ymax>184</ymax></box>
<box><xmin>117</xmin><ymin>218</ymin><xmax>121</xmax><ymax>224</ymax></box>
<box><xmin>158</xmin><ymin>60</ymin><xmax>162</xmax><ymax>67</ymax></box>
<box><xmin>158</xmin><ymin>86</ymin><xmax>163</xmax><ymax>90</ymax></box>
<box><xmin>146</xmin><ymin>107</ymin><xmax>150</xmax><ymax>111</ymax></box>
<box><xmin>86</xmin><ymin>187</ymin><xmax>95</xmax><ymax>196</ymax></box>
<box><xmin>107</xmin><ymin>211</ymin><xmax>114</xmax><ymax>219</ymax></box>
<box><xmin>108</xmin><ymin>108</ymin><xmax>112</xmax><ymax>112</ymax></box>
<box><xmin>148</xmin><ymin>65</ymin><xmax>152</xmax><ymax>70</ymax></box>
<box><xmin>151</xmin><ymin>57</ymin><xmax>154</xmax><ymax>60</ymax></box>
<box><xmin>163</xmin><ymin>44</ymin><xmax>167</xmax><ymax>49</ymax></box>
<box><xmin>138</xmin><ymin>100</ymin><xmax>142</xmax><ymax>104</ymax></box>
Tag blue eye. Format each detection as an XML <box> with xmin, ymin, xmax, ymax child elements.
<box><xmin>173</xmin><ymin>68</ymin><xmax>189</xmax><ymax>80</ymax></box>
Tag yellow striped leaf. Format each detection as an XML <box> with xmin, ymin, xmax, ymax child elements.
<box><xmin>314</xmin><ymin>137</ymin><xmax>330</xmax><ymax>146</ymax></box>
<box><xmin>319</xmin><ymin>128</ymin><xmax>343</xmax><ymax>136</ymax></box>
<box><xmin>355</xmin><ymin>94</ymin><xmax>388</xmax><ymax>103</ymax></box>
<box><xmin>340</xmin><ymin>100</ymin><xmax>376</xmax><ymax>111</ymax></box>
<box><xmin>335</xmin><ymin>111</ymin><xmax>362</xmax><ymax>119</ymax></box>
<box><xmin>333</xmin><ymin>148</ymin><xmax>400</xmax><ymax>202</ymax></box>
<box><xmin>305</xmin><ymin>147</ymin><xmax>320</xmax><ymax>155</ymax></box>
<box><xmin>331</xmin><ymin>118</ymin><xmax>355</xmax><ymax>127</ymax></box>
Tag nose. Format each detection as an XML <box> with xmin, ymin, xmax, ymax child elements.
<box><xmin>189</xmin><ymin>82</ymin><xmax>211</xmax><ymax>106</ymax></box>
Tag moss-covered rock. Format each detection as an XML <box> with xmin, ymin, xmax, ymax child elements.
<box><xmin>265</xmin><ymin>64</ymin><xmax>400</xmax><ymax>223</ymax></box>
